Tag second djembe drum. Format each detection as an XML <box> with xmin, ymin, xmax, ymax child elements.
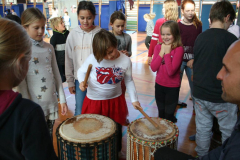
<box><xmin>127</xmin><ymin>117</ymin><xmax>179</xmax><ymax>160</ymax></box>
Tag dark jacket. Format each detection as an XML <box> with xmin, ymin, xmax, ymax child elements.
<box><xmin>201</xmin><ymin>115</ymin><xmax>240</xmax><ymax>160</ymax></box>
<box><xmin>0</xmin><ymin>94</ymin><xmax>58</xmax><ymax>160</ymax></box>
<box><xmin>50</xmin><ymin>30</ymin><xmax>69</xmax><ymax>65</ymax></box>
<box><xmin>193</xmin><ymin>29</ymin><xmax>237</xmax><ymax>103</ymax></box>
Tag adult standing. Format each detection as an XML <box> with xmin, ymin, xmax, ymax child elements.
<box><xmin>193</xmin><ymin>1</ymin><xmax>238</xmax><ymax>157</ymax></box>
<box><xmin>178</xmin><ymin>0</ymin><xmax>202</xmax><ymax>112</ymax></box>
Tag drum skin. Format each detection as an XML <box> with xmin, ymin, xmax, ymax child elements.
<box><xmin>56</xmin><ymin>114</ymin><xmax>118</xmax><ymax>160</ymax></box>
<box><xmin>127</xmin><ymin>117</ymin><xmax>179</xmax><ymax>160</ymax></box>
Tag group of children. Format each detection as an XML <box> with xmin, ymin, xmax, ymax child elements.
<box><xmin>0</xmin><ymin>0</ymin><xmax>206</xmax><ymax>158</ymax></box>
<box><xmin>0</xmin><ymin>1</ymin><xmax>137</xmax><ymax>158</ymax></box>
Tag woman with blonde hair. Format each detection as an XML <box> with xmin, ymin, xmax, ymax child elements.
<box><xmin>148</xmin><ymin>0</ymin><xmax>179</xmax><ymax>65</ymax></box>
<box><xmin>143</xmin><ymin>13</ymin><xmax>156</xmax><ymax>49</ymax></box>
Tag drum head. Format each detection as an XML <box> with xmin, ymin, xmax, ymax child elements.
<box><xmin>59</xmin><ymin>114</ymin><xmax>116</xmax><ymax>143</ymax></box>
<box><xmin>130</xmin><ymin>118</ymin><xmax>177</xmax><ymax>142</ymax></box>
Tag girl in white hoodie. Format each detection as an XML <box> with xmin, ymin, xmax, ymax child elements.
<box><xmin>65</xmin><ymin>1</ymin><xmax>101</xmax><ymax>116</ymax></box>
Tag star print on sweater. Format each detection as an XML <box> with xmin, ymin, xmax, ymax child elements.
<box><xmin>41</xmin><ymin>77</ymin><xmax>46</xmax><ymax>82</ymax></box>
<box><xmin>34</xmin><ymin>70</ymin><xmax>39</xmax><ymax>75</ymax></box>
<box><xmin>41</xmin><ymin>86</ymin><xmax>48</xmax><ymax>92</ymax></box>
<box><xmin>36</xmin><ymin>95</ymin><xmax>42</xmax><ymax>99</ymax></box>
<box><xmin>33</xmin><ymin>57</ymin><xmax>39</xmax><ymax>64</ymax></box>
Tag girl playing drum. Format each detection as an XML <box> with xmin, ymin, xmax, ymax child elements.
<box><xmin>77</xmin><ymin>29</ymin><xmax>141</xmax><ymax>156</ymax></box>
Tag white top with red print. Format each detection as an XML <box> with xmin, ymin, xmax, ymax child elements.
<box><xmin>77</xmin><ymin>52</ymin><xmax>138</xmax><ymax>102</ymax></box>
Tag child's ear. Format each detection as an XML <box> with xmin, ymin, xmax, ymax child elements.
<box><xmin>110</xmin><ymin>23</ymin><xmax>113</xmax><ymax>27</ymax></box>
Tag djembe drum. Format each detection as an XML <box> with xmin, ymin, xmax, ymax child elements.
<box><xmin>56</xmin><ymin>114</ymin><xmax>118</xmax><ymax>160</ymax></box>
<box><xmin>127</xmin><ymin>117</ymin><xmax>179</xmax><ymax>160</ymax></box>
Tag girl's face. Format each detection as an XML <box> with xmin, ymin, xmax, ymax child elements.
<box><xmin>25</xmin><ymin>18</ymin><xmax>45</xmax><ymax>41</ymax></box>
<box><xmin>104</xmin><ymin>47</ymin><xmax>119</xmax><ymax>60</ymax></box>
<box><xmin>182</xmin><ymin>3</ymin><xmax>195</xmax><ymax>21</ymax></box>
<box><xmin>161</xmin><ymin>27</ymin><xmax>174</xmax><ymax>45</ymax></box>
<box><xmin>78</xmin><ymin>10</ymin><xmax>95</xmax><ymax>32</ymax></box>
<box><xmin>55</xmin><ymin>20</ymin><xmax>66</xmax><ymax>33</ymax></box>
<box><xmin>110</xmin><ymin>19</ymin><xmax>125</xmax><ymax>35</ymax></box>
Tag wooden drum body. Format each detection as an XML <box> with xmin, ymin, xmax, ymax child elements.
<box><xmin>56</xmin><ymin>114</ymin><xmax>117</xmax><ymax>160</ymax></box>
<box><xmin>127</xmin><ymin>117</ymin><xmax>179</xmax><ymax>160</ymax></box>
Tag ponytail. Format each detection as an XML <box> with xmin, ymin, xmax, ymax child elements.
<box><xmin>192</xmin><ymin>13</ymin><xmax>202</xmax><ymax>29</ymax></box>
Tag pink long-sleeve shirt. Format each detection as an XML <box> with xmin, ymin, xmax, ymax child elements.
<box><xmin>150</xmin><ymin>44</ymin><xmax>184</xmax><ymax>88</ymax></box>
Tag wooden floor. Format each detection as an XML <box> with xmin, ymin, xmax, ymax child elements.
<box><xmin>45</xmin><ymin>31</ymin><xmax>197</xmax><ymax>159</ymax></box>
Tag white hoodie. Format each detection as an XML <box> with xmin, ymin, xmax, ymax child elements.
<box><xmin>65</xmin><ymin>25</ymin><xmax>101</xmax><ymax>88</ymax></box>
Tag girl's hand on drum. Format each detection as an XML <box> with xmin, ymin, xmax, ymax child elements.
<box><xmin>132</xmin><ymin>101</ymin><xmax>142</xmax><ymax>110</ymax></box>
<box><xmin>79</xmin><ymin>81</ymin><xmax>88</xmax><ymax>91</ymax></box>
<box><xmin>60</xmin><ymin>103</ymin><xmax>68</xmax><ymax>115</ymax></box>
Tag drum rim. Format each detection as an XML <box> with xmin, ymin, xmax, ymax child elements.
<box><xmin>127</xmin><ymin>117</ymin><xmax>179</xmax><ymax>146</ymax></box>
<box><xmin>59</xmin><ymin>114</ymin><xmax>117</xmax><ymax>143</ymax></box>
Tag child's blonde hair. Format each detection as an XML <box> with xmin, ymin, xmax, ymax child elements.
<box><xmin>164</xmin><ymin>0</ymin><xmax>179</xmax><ymax>22</ymax></box>
<box><xmin>50</xmin><ymin>17</ymin><xmax>62</xmax><ymax>30</ymax></box>
<box><xmin>0</xmin><ymin>19</ymin><xmax>31</xmax><ymax>81</ymax></box>
<box><xmin>143</xmin><ymin>13</ymin><xmax>156</xmax><ymax>21</ymax></box>
<box><xmin>21</xmin><ymin>7</ymin><xmax>46</xmax><ymax>27</ymax></box>
<box><xmin>160</xmin><ymin>21</ymin><xmax>182</xmax><ymax>49</ymax></box>
<box><xmin>93</xmin><ymin>29</ymin><xmax>117</xmax><ymax>63</ymax></box>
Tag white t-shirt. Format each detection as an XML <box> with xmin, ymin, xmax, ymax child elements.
<box><xmin>228</xmin><ymin>25</ymin><xmax>240</xmax><ymax>39</ymax></box>
<box><xmin>77</xmin><ymin>52</ymin><xmax>138</xmax><ymax>102</ymax></box>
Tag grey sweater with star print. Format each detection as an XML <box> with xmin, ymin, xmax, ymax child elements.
<box><xmin>15</xmin><ymin>39</ymin><xmax>66</xmax><ymax>116</ymax></box>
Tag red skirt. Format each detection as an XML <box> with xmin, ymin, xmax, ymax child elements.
<box><xmin>82</xmin><ymin>94</ymin><xmax>128</xmax><ymax>125</ymax></box>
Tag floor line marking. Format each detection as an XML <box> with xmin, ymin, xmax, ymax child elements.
<box><xmin>133</xmin><ymin>76</ymin><xmax>155</xmax><ymax>84</ymax></box>
<box><xmin>66</xmin><ymin>95</ymin><xmax>72</xmax><ymax>99</ymax></box>
<box><xmin>149</xmin><ymin>98</ymin><xmax>155</xmax><ymax>105</ymax></box>
<box><xmin>130</xmin><ymin>50</ymin><xmax>148</xmax><ymax>59</ymax></box>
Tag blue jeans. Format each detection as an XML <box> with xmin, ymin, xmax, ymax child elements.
<box><xmin>194</xmin><ymin>96</ymin><xmax>238</xmax><ymax>157</ymax></box>
<box><xmin>74</xmin><ymin>80</ymin><xmax>87</xmax><ymax>116</ymax></box>
<box><xmin>180</xmin><ymin>61</ymin><xmax>194</xmax><ymax>105</ymax></box>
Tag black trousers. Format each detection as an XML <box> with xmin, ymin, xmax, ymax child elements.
<box><xmin>145</xmin><ymin>36</ymin><xmax>151</xmax><ymax>49</ymax></box>
<box><xmin>57</xmin><ymin>64</ymin><xmax>66</xmax><ymax>82</ymax></box>
<box><xmin>155</xmin><ymin>83</ymin><xmax>179</xmax><ymax>122</ymax></box>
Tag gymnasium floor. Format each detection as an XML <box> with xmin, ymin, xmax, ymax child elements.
<box><xmin>46</xmin><ymin>31</ymin><xmax>198</xmax><ymax>159</ymax></box>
